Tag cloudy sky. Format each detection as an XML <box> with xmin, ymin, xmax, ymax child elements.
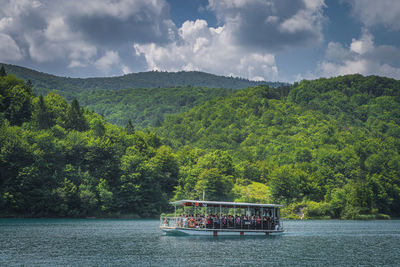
<box><xmin>1</xmin><ymin>0</ymin><xmax>399</xmax><ymax>82</ymax></box>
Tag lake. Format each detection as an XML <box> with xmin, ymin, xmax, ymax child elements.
<box><xmin>1</xmin><ymin>219</ymin><xmax>399</xmax><ymax>266</ymax></box>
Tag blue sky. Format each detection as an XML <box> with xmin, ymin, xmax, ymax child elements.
<box><xmin>0</xmin><ymin>0</ymin><xmax>399</xmax><ymax>82</ymax></box>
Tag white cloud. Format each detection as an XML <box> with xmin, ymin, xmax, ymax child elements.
<box><xmin>94</xmin><ymin>51</ymin><xmax>120</xmax><ymax>73</ymax></box>
<box><xmin>134</xmin><ymin>0</ymin><xmax>329</xmax><ymax>81</ymax></box>
<box><xmin>345</xmin><ymin>0</ymin><xmax>400</xmax><ymax>31</ymax></box>
<box><xmin>24</xmin><ymin>16</ymin><xmax>97</xmax><ymax>64</ymax></box>
<box><xmin>68</xmin><ymin>60</ymin><xmax>86</xmax><ymax>68</ymax></box>
<box><xmin>208</xmin><ymin>0</ymin><xmax>327</xmax><ymax>50</ymax></box>
<box><xmin>319</xmin><ymin>31</ymin><xmax>400</xmax><ymax>79</ymax></box>
<box><xmin>0</xmin><ymin>33</ymin><xmax>23</xmax><ymax>61</ymax></box>
<box><xmin>0</xmin><ymin>0</ymin><xmax>174</xmax><ymax>75</ymax></box>
<box><xmin>349</xmin><ymin>31</ymin><xmax>374</xmax><ymax>55</ymax></box>
<box><xmin>1</xmin><ymin>0</ymin><xmax>42</xmax><ymax>17</ymax></box>
<box><xmin>63</xmin><ymin>0</ymin><xmax>165</xmax><ymax>20</ymax></box>
<box><xmin>0</xmin><ymin>0</ymin><xmax>329</xmax><ymax>80</ymax></box>
<box><xmin>280</xmin><ymin>0</ymin><xmax>325</xmax><ymax>36</ymax></box>
<box><xmin>121</xmin><ymin>65</ymin><xmax>131</xmax><ymax>75</ymax></box>
<box><xmin>134</xmin><ymin>19</ymin><xmax>278</xmax><ymax>81</ymax></box>
<box><xmin>325</xmin><ymin>42</ymin><xmax>350</xmax><ymax>62</ymax></box>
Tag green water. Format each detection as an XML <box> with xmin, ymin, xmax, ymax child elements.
<box><xmin>1</xmin><ymin>219</ymin><xmax>399</xmax><ymax>266</ymax></box>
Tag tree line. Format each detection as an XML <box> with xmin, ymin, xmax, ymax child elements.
<box><xmin>1</xmin><ymin>67</ymin><xmax>399</xmax><ymax>219</ymax></box>
<box><xmin>156</xmin><ymin>75</ymin><xmax>400</xmax><ymax>219</ymax></box>
<box><xmin>0</xmin><ymin>72</ymin><xmax>179</xmax><ymax>217</ymax></box>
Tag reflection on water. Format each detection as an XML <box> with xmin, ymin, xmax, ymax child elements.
<box><xmin>1</xmin><ymin>219</ymin><xmax>399</xmax><ymax>266</ymax></box>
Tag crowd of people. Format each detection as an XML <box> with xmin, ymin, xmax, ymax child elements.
<box><xmin>170</xmin><ymin>214</ymin><xmax>277</xmax><ymax>230</ymax></box>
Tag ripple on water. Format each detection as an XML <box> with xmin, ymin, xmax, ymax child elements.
<box><xmin>0</xmin><ymin>219</ymin><xmax>400</xmax><ymax>266</ymax></box>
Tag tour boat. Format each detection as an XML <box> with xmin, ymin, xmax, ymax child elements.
<box><xmin>160</xmin><ymin>200</ymin><xmax>284</xmax><ymax>236</ymax></box>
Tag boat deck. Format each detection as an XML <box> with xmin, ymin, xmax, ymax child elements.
<box><xmin>160</xmin><ymin>226</ymin><xmax>284</xmax><ymax>236</ymax></box>
<box><xmin>161</xmin><ymin>200</ymin><xmax>284</xmax><ymax>236</ymax></box>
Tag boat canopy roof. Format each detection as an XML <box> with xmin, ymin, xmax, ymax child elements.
<box><xmin>170</xmin><ymin>199</ymin><xmax>283</xmax><ymax>208</ymax></box>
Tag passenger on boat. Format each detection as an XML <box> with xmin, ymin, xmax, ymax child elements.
<box><xmin>175</xmin><ymin>214</ymin><xmax>277</xmax><ymax>230</ymax></box>
<box><xmin>227</xmin><ymin>215</ymin><xmax>233</xmax><ymax>228</ymax></box>
<box><xmin>235</xmin><ymin>216</ymin><xmax>241</xmax><ymax>228</ymax></box>
<box><xmin>213</xmin><ymin>215</ymin><xmax>219</xmax><ymax>228</ymax></box>
<box><xmin>262</xmin><ymin>216</ymin><xmax>267</xmax><ymax>229</ymax></box>
<box><xmin>221</xmin><ymin>216</ymin><xmax>226</xmax><ymax>229</ymax></box>
<box><xmin>256</xmin><ymin>216</ymin><xmax>261</xmax><ymax>229</ymax></box>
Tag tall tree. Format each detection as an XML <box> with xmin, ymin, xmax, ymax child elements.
<box><xmin>126</xmin><ymin>119</ymin><xmax>135</xmax><ymax>134</ymax></box>
<box><xmin>33</xmin><ymin>95</ymin><xmax>55</xmax><ymax>129</ymax></box>
<box><xmin>65</xmin><ymin>98</ymin><xmax>87</xmax><ymax>131</ymax></box>
<box><xmin>0</xmin><ymin>66</ymin><xmax>6</xmax><ymax>77</ymax></box>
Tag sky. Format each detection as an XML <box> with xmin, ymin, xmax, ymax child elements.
<box><xmin>0</xmin><ymin>0</ymin><xmax>399</xmax><ymax>82</ymax></box>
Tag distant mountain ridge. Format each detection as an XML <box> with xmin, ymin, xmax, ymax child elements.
<box><xmin>1</xmin><ymin>63</ymin><xmax>287</xmax><ymax>94</ymax></box>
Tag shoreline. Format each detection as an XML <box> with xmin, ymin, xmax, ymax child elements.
<box><xmin>0</xmin><ymin>213</ymin><xmax>158</xmax><ymax>220</ymax></box>
<box><xmin>0</xmin><ymin>215</ymin><xmax>395</xmax><ymax>220</ymax></box>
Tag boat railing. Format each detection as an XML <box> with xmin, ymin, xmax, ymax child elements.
<box><xmin>160</xmin><ymin>216</ymin><xmax>283</xmax><ymax>231</ymax></box>
<box><xmin>160</xmin><ymin>217</ymin><xmax>180</xmax><ymax>228</ymax></box>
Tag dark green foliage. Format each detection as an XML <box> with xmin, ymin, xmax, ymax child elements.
<box><xmin>2</xmin><ymin>62</ymin><xmax>286</xmax><ymax>93</ymax></box>
<box><xmin>1</xmin><ymin>71</ymin><xmax>400</xmax><ymax>219</ymax></box>
<box><xmin>0</xmin><ymin>66</ymin><xmax>6</xmax><ymax>77</ymax></box>
<box><xmin>0</xmin><ymin>75</ymin><xmax>33</xmax><ymax>125</ymax></box>
<box><xmin>32</xmin><ymin>95</ymin><xmax>55</xmax><ymax>129</ymax></box>
<box><xmin>158</xmin><ymin>75</ymin><xmax>400</xmax><ymax>218</ymax></box>
<box><xmin>65</xmin><ymin>98</ymin><xmax>87</xmax><ymax>131</ymax></box>
<box><xmin>2</xmin><ymin>63</ymin><xmax>288</xmax><ymax>128</ymax></box>
<box><xmin>77</xmin><ymin>86</ymin><xmax>234</xmax><ymax>128</ymax></box>
<box><xmin>126</xmin><ymin>119</ymin><xmax>135</xmax><ymax>134</ymax></box>
<box><xmin>0</xmin><ymin>75</ymin><xmax>179</xmax><ymax>217</ymax></box>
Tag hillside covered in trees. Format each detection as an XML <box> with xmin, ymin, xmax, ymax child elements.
<box><xmin>77</xmin><ymin>86</ymin><xmax>233</xmax><ymax>127</ymax></box>
<box><xmin>2</xmin><ymin>63</ymin><xmax>287</xmax><ymax>128</ymax></box>
<box><xmin>1</xmin><ymin>63</ymin><xmax>284</xmax><ymax>94</ymax></box>
<box><xmin>156</xmin><ymin>75</ymin><xmax>400</xmax><ymax>219</ymax></box>
<box><xmin>1</xmin><ymin>67</ymin><xmax>399</xmax><ymax>219</ymax></box>
<box><xmin>0</xmin><ymin>73</ymin><xmax>180</xmax><ymax>217</ymax></box>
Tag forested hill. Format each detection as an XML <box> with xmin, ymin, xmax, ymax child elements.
<box><xmin>77</xmin><ymin>86</ymin><xmax>234</xmax><ymax>128</ymax></box>
<box><xmin>1</xmin><ymin>63</ymin><xmax>284</xmax><ymax>95</ymax></box>
<box><xmin>156</xmin><ymin>74</ymin><xmax>400</xmax><ymax>219</ymax></box>
<box><xmin>2</xmin><ymin>69</ymin><xmax>400</xmax><ymax>220</ymax></box>
<box><xmin>0</xmin><ymin>64</ymin><xmax>239</xmax><ymax>129</ymax></box>
<box><xmin>0</xmin><ymin>73</ymin><xmax>180</xmax><ymax>217</ymax></box>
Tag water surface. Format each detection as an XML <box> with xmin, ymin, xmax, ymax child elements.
<box><xmin>1</xmin><ymin>219</ymin><xmax>399</xmax><ymax>266</ymax></box>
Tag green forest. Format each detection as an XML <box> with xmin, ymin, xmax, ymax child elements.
<box><xmin>3</xmin><ymin>63</ymin><xmax>286</xmax><ymax>128</ymax></box>
<box><xmin>156</xmin><ymin>75</ymin><xmax>400</xmax><ymax>219</ymax></box>
<box><xmin>1</xmin><ymin>66</ymin><xmax>400</xmax><ymax>219</ymax></box>
<box><xmin>2</xmin><ymin>63</ymin><xmax>281</xmax><ymax>95</ymax></box>
<box><xmin>0</xmin><ymin>71</ymin><xmax>179</xmax><ymax>217</ymax></box>
<box><xmin>77</xmin><ymin>86</ymin><xmax>233</xmax><ymax>127</ymax></box>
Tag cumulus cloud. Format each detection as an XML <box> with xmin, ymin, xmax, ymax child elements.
<box><xmin>65</xmin><ymin>0</ymin><xmax>176</xmax><ymax>45</ymax></box>
<box><xmin>345</xmin><ymin>0</ymin><xmax>400</xmax><ymax>31</ymax></box>
<box><xmin>94</xmin><ymin>51</ymin><xmax>120</xmax><ymax>73</ymax></box>
<box><xmin>208</xmin><ymin>0</ymin><xmax>326</xmax><ymax>51</ymax></box>
<box><xmin>93</xmin><ymin>50</ymin><xmax>132</xmax><ymax>75</ymax></box>
<box><xmin>0</xmin><ymin>33</ymin><xmax>23</xmax><ymax>61</ymax></box>
<box><xmin>134</xmin><ymin>19</ymin><xmax>278</xmax><ymax>81</ymax></box>
<box><xmin>134</xmin><ymin>0</ymin><xmax>329</xmax><ymax>81</ymax></box>
<box><xmin>0</xmin><ymin>0</ymin><xmax>175</xmax><ymax>75</ymax></box>
<box><xmin>24</xmin><ymin>16</ymin><xmax>97</xmax><ymax>65</ymax></box>
<box><xmin>319</xmin><ymin>31</ymin><xmax>400</xmax><ymax>79</ymax></box>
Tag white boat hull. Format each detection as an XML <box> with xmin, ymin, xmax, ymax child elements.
<box><xmin>161</xmin><ymin>227</ymin><xmax>284</xmax><ymax>236</ymax></box>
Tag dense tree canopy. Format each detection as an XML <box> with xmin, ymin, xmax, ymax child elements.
<box><xmin>0</xmin><ymin>75</ymin><xmax>179</xmax><ymax>217</ymax></box>
<box><xmin>2</xmin><ymin>62</ymin><xmax>281</xmax><ymax>94</ymax></box>
<box><xmin>2</xmin><ymin>63</ymin><xmax>288</xmax><ymax>128</ymax></box>
<box><xmin>1</xmin><ymin>71</ymin><xmax>399</xmax><ymax>219</ymax></box>
<box><xmin>77</xmin><ymin>86</ymin><xmax>233</xmax><ymax>128</ymax></box>
<box><xmin>157</xmin><ymin>75</ymin><xmax>400</xmax><ymax>219</ymax></box>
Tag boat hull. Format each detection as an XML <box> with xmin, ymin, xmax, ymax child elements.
<box><xmin>160</xmin><ymin>227</ymin><xmax>284</xmax><ymax>236</ymax></box>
